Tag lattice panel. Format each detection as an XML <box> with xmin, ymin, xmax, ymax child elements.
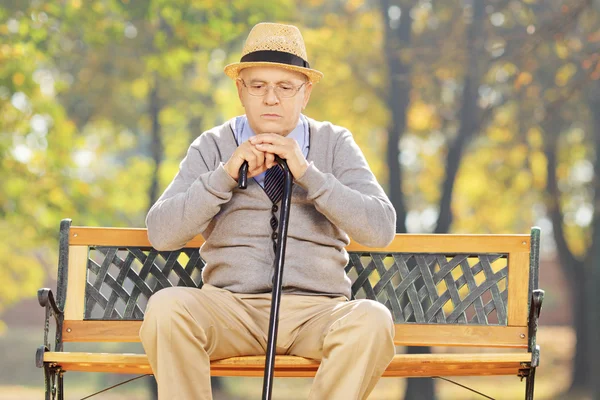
<box><xmin>345</xmin><ymin>253</ymin><xmax>508</xmax><ymax>325</ymax></box>
<box><xmin>83</xmin><ymin>248</ymin><xmax>508</xmax><ymax>326</ymax></box>
<box><xmin>84</xmin><ymin>247</ymin><xmax>205</xmax><ymax>319</ymax></box>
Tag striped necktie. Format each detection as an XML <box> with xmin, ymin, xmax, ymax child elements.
<box><xmin>264</xmin><ymin>165</ymin><xmax>285</xmax><ymax>204</ymax></box>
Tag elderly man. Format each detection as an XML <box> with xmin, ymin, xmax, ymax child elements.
<box><xmin>140</xmin><ymin>22</ymin><xmax>397</xmax><ymax>399</ymax></box>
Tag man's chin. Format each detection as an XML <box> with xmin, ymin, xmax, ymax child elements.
<box><xmin>256</xmin><ymin>121</ymin><xmax>288</xmax><ymax>136</ymax></box>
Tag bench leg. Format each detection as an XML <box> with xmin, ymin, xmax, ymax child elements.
<box><xmin>44</xmin><ymin>364</ymin><xmax>52</xmax><ymax>400</ymax></box>
<box><xmin>43</xmin><ymin>364</ymin><xmax>63</xmax><ymax>400</ymax></box>
<box><xmin>525</xmin><ymin>367</ymin><xmax>536</xmax><ymax>400</ymax></box>
<box><xmin>57</xmin><ymin>372</ymin><xmax>64</xmax><ymax>400</ymax></box>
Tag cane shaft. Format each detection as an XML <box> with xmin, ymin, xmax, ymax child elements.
<box><xmin>262</xmin><ymin>157</ymin><xmax>293</xmax><ymax>400</ymax></box>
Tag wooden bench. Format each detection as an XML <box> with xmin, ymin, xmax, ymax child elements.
<box><xmin>37</xmin><ymin>218</ymin><xmax>544</xmax><ymax>399</ymax></box>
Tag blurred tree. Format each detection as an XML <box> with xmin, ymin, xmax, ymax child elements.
<box><xmin>511</xmin><ymin>1</ymin><xmax>597</xmax><ymax>396</ymax></box>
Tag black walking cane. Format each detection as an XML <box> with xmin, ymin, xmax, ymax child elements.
<box><xmin>238</xmin><ymin>156</ymin><xmax>293</xmax><ymax>400</ymax></box>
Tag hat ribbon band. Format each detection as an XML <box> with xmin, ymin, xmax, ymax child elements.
<box><xmin>240</xmin><ymin>50</ymin><xmax>310</xmax><ymax>69</ymax></box>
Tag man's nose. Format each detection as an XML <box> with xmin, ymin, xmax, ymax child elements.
<box><xmin>263</xmin><ymin>86</ymin><xmax>280</xmax><ymax>105</ymax></box>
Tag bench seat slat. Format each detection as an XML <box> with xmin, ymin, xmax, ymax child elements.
<box><xmin>43</xmin><ymin>352</ymin><xmax>530</xmax><ymax>378</ymax></box>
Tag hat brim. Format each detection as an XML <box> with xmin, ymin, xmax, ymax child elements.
<box><xmin>224</xmin><ymin>61</ymin><xmax>323</xmax><ymax>84</ymax></box>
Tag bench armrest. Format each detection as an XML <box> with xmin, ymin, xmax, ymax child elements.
<box><xmin>38</xmin><ymin>288</ymin><xmax>63</xmax><ymax>316</ymax></box>
<box><xmin>528</xmin><ymin>289</ymin><xmax>544</xmax><ymax>368</ymax></box>
<box><xmin>36</xmin><ymin>288</ymin><xmax>64</xmax><ymax>367</ymax></box>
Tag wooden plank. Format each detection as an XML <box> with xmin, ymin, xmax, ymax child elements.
<box><xmin>64</xmin><ymin>320</ymin><xmax>528</xmax><ymax>348</ymax></box>
<box><xmin>63</xmin><ymin>246</ymin><xmax>88</xmax><ymax>321</ymax></box>
<box><xmin>44</xmin><ymin>352</ymin><xmax>530</xmax><ymax>378</ymax></box>
<box><xmin>395</xmin><ymin>324</ymin><xmax>528</xmax><ymax>348</ymax></box>
<box><xmin>63</xmin><ymin>320</ymin><xmax>142</xmax><ymax>342</ymax></box>
<box><xmin>69</xmin><ymin>227</ymin><xmax>205</xmax><ymax>248</ymax></box>
<box><xmin>70</xmin><ymin>225</ymin><xmax>530</xmax><ymax>253</ymax></box>
<box><xmin>347</xmin><ymin>234</ymin><xmax>530</xmax><ymax>253</ymax></box>
<box><xmin>508</xmin><ymin>252</ymin><xmax>531</xmax><ymax>326</ymax></box>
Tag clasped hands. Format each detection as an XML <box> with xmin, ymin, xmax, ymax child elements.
<box><xmin>224</xmin><ymin>133</ymin><xmax>309</xmax><ymax>181</ymax></box>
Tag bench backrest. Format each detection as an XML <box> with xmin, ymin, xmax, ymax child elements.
<box><xmin>55</xmin><ymin>219</ymin><xmax>539</xmax><ymax>350</ymax></box>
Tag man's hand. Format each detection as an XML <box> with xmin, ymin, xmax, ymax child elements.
<box><xmin>224</xmin><ymin>140</ymin><xmax>274</xmax><ymax>181</ymax></box>
<box><xmin>249</xmin><ymin>133</ymin><xmax>309</xmax><ymax>179</ymax></box>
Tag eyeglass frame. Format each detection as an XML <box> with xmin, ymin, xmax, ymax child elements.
<box><xmin>237</xmin><ymin>78</ymin><xmax>310</xmax><ymax>99</ymax></box>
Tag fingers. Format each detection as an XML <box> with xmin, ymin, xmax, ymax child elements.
<box><xmin>248</xmin><ymin>144</ymin><xmax>265</xmax><ymax>171</ymax></box>
<box><xmin>265</xmin><ymin>152</ymin><xmax>276</xmax><ymax>169</ymax></box>
<box><xmin>250</xmin><ymin>134</ymin><xmax>287</xmax><ymax>159</ymax></box>
<box><xmin>226</xmin><ymin>134</ymin><xmax>297</xmax><ymax>181</ymax></box>
<box><xmin>225</xmin><ymin>141</ymin><xmax>265</xmax><ymax>180</ymax></box>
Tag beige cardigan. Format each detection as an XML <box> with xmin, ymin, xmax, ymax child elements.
<box><xmin>146</xmin><ymin>116</ymin><xmax>396</xmax><ymax>299</ymax></box>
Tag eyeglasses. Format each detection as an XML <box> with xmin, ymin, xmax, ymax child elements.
<box><xmin>238</xmin><ymin>79</ymin><xmax>308</xmax><ymax>98</ymax></box>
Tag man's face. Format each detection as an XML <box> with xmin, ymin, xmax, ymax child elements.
<box><xmin>236</xmin><ymin>66</ymin><xmax>313</xmax><ymax>136</ymax></box>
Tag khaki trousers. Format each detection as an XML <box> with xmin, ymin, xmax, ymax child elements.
<box><xmin>140</xmin><ymin>284</ymin><xmax>395</xmax><ymax>399</ymax></box>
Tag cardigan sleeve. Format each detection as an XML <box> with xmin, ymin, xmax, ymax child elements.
<box><xmin>145</xmin><ymin>133</ymin><xmax>238</xmax><ymax>251</ymax></box>
<box><xmin>294</xmin><ymin>129</ymin><xmax>397</xmax><ymax>247</ymax></box>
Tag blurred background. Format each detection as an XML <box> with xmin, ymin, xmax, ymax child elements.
<box><xmin>1</xmin><ymin>0</ymin><xmax>599</xmax><ymax>399</ymax></box>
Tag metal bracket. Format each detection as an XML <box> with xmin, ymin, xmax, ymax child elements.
<box><xmin>518</xmin><ymin>363</ymin><xmax>531</xmax><ymax>381</ymax></box>
<box><xmin>531</xmin><ymin>344</ymin><xmax>540</xmax><ymax>368</ymax></box>
<box><xmin>38</xmin><ymin>288</ymin><xmax>64</xmax><ymax>354</ymax></box>
<box><xmin>36</xmin><ymin>345</ymin><xmax>49</xmax><ymax>368</ymax></box>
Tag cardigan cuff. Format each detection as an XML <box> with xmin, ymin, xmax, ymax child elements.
<box><xmin>208</xmin><ymin>163</ymin><xmax>239</xmax><ymax>193</ymax></box>
<box><xmin>295</xmin><ymin>162</ymin><xmax>328</xmax><ymax>195</ymax></box>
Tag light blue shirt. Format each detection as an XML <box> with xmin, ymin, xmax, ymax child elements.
<box><xmin>233</xmin><ymin>114</ymin><xmax>310</xmax><ymax>187</ymax></box>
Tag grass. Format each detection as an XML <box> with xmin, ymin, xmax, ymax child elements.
<box><xmin>0</xmin><ymin>325</ymin><xmax>578</xmax><ymax>399</ymax></box>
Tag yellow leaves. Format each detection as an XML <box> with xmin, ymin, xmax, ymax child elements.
<box><xmin>555</xmin><ymin>63</ymin><xmax>577</xmax><ymax>87</ymax></box>
<box><xmin>564</xmin><ymin>224</ymin><xmax>588</xmax><ymax>257</ymax></box>
<box><xmin>109</xmin><ymin>157</ymin><xmax>152</xmax><ymax>215</ymax></box>
<box><xmin>408</xmin><ymin>101</ymin><xmax>439</xmax><ymax>132</ymax></box>
<box><xmin>488</xmin><ymin>126</ymin><xmax>513</xmax><ymax>143</ymax></box>
<box><xmin>494</xmin><ymin>106</ymin><xmax>514</xmax><ymax>127</ymax></box>
<box><xmin>435</xmin><ymin>67</ymin><xmax>455</xmax><ymax>81</ymax></box>
<box><xmin>131</xmin><ymin>79</ymin><xmax>149</xmax><ymax>99</ymax></box>
<box><xmin>92</xmin><ymin>1</ymin><xmax>105</xmax><ymax>13</ymax></box>
<box><xmin>513</xmin><ymin>170</ymin><xmax>532</xmax><ymax>192</ymax></box>
<box><xmin>71</xmin><ymin>0</ymin><xmax>82</xmax><ymax>9</ymax></box>
<box><xmin>159</xmin><ymin>107</ymin><xmax>184</xmax><ymax>127</ymax></box>
<box><xmin>4</xmin><ymin>177</ymin><xmax>28</xmax><ymax>197</ymax></box>
<box><xmin>455</xmin><ymin>158</ymin><xmax>489</xmax><ymax>200</ymax></box>
<box><xmin>529</xmin><ymin>150</ymin><xmax>547</xmax><ymax>189</ymax></box>
<box><xmin>527</xmin><ymin>127</ymin><xmax>543</xmax><ymax>149</ymax></box>
<box><xmin>554</xmin><ymin>41</ymin><xmax>569</xmax><ymax>59</ymax></box>
<box><xmin>0</xmin><ymin>222</ymin><xmax>46</xmax><ymax>313</ymax></box>
<box><xmin>12</xmin><ymin>44</ymin><xmax>24</xmax><ymax>57</ymax></box>
<box><xmin>12</xmin><ymin>72</ymin><xmax>25</xmax><ymax>86</ymax></box>
<box><xmin>345</xmin><ymin>0</ymin><xmax>365</xmax><ymax>13</ymax></box>
<box><xmin>48</xmin><ymin>187</ymin><xmax>68</xmax><ymax>208</ymax></box>
<box><xmin>514</xmin><ymin>72</ymin><xmax>532</xmax><ymax>89</ymax></box>
<box><xmin>508</xmin><ymin>144</ymin><xmax>528</xmax><ymax>167</ymax></box>
<box><xmin>336</xmin><ymin>64</ymin><xmax>351</xmax><ymax>80</ymax></box>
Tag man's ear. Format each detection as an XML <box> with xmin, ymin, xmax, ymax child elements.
<box><xmin>235</xmin><ymin>78</ymin><xmax>245</xmax><ymax>107</ymax></box>
<box><xmin>302</xmin><ymin>82</ymin><xmax>313</xmax><ymax>110</ymax></box>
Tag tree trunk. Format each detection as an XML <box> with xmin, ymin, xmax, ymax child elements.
<box><xmin>568</xmin><ymin>261</ymin><xmax>589</xmax><ymax>392</ymax></box>
<box><xmin>378</xmin><ymin>0</ymin><xmax>438</xmax><ymax>398</ymax></box>
<box><xmin>435</xmin><ymin>0</ymin><xmax>485</xmax><ymax>234</ymax></box>
<box><xmin>380</xmin><ymin>0</ymin><xmax>411</xmax><ymax>235</ymax></box>
<box><xmin>587</xmin><ymin>84</ymin><xmax>600</xmax><ymax>399</ymax></box>
<box><xmin>148</xmin><ymin>74</ymin><xmax>163</xmax><ymax>211</ymax></box>
<box><xmin>543</xmin><ymin>117</ymin><xmax>591</xmax><ymax>396</ymax></box>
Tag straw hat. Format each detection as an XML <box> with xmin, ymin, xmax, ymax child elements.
<box><xmin>224</xmin><ymin>23</ymin><xmax>323</xmax><ymax>84</ymax></box>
